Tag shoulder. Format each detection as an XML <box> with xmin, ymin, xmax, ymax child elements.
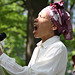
<box><xmin>48</xmin><ymin>41</ymin><xmax>67</xmax><ymax>55</ymax></box>
<box><xmin>52</xmin><ymin>41</ymin><xmax>67</xmax><ymax>50</ymax></box>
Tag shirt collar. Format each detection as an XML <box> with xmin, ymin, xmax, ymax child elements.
<box><xmin>37</xmin><ymin>36</ymin><xmax>60</xmax><ymax>48</ymax></box>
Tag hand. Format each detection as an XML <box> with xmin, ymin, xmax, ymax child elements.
<box><xmin>74</xmin><ymin>65</ymin><xmax>75</xmax><ymax>70</ymax></box>
<box><xmin>0</xmin><ymin>48</ymin><xmax>3</xmax><ymax>56</ymax></box>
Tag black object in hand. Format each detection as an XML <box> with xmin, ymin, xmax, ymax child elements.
<box><xmin>0</xmin><ymin>33</ymin><xmax>6</xmax><ymax>41</ymax></box>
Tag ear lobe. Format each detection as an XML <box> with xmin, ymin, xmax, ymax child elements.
<box><xmin>52</xmin><ymin>26</ymin><xmax>57</xmax><ymax>30</ymax></box>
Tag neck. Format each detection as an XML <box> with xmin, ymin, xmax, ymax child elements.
<box><xmin>42</xmin><ymin>33</ymin><xmax>55</xmax><ymax>43</ymax></box>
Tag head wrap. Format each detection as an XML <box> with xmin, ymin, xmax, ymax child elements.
<box><xmin>41</xmin><ymin>0</ymin><xmax>73</xmax><ymax>40</ymax></box>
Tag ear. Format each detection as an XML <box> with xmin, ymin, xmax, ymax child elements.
<box><xmin>52</xmin><ymin>26</ymin><xmax>57</xmax><ymax>30</ymax></box>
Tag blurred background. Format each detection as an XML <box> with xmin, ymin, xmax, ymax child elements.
<box><xmin>0</xmin><ymin>0</ymin><xmax>75</xmax><ymax>75</ymax></box>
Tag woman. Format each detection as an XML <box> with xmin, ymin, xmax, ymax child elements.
<box><xmin>0</xmin><ymin>0</ymin><xmax>73</xmax><ymax>75</ymax></box>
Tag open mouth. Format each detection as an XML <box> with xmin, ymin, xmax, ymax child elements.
<box><xmin>34</xmin><ymin>25</ymin><xmax>38</xmax><ymax>31</ymax></box>
<box><xmin>33</xmin><ymin>25</ymin><xmax>38</xmax><ymax>34</ymax></box>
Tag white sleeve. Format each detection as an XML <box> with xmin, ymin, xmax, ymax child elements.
<box><xmin>0</xmin><ymin>53</ymin><xmax>30</xmax><ymax>75</ymax></box>
<box><xmin>0</xmin><ymin>46</ymin><xmax>67</xmax><ymax>75</ymax></box>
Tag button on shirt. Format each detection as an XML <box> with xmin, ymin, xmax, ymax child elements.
<box><xmin>0</xmin><ymin>36</ymin><xmax>67</xmax><ymax>75</ymax></box>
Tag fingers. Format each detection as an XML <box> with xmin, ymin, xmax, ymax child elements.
<box><xmin>0</xmin><ymin>48</ymin><xmax>3</xmax><ymax>56</ymax></box>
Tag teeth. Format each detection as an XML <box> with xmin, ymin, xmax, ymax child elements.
<box><xmin>34</xmin><ymin>25</ymin><xmax>36</xmax><ymax>27</ymax></box>
<box><xmin>34</xmin><ymin>25</ymin><xmax>37</xmax><ymax>30</ymax></box>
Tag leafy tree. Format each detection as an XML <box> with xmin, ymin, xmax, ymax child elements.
<box><xmin>0</xmin><ymin>0</ymin><xmax>27</xmax><ymax>74</ymax></box>
<box><xmin>1</xmin><ymin>0</ymin><xmax>48</xmax><ymax>65</ymax></box>
<box><xmin>0</xmin><ymin>0</ymin><xmax>75</xmax><ymax>75</ymax></box>
<box><xmin>0</xmin><ymin>0</ymin><xmax>48</xmax><ymax>74</ymax></box>
<box><xmin>26</xmin><ymin>0</ymin><xmax>48</xmax><ymax>65</ymax></box>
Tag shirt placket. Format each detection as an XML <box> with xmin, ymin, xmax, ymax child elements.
<box><xmin>34</xmin><ymin>46</ymin><xmax>43</xmax><ymax>64</ymax></box>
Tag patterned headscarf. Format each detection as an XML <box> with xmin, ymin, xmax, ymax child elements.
<box><xmin>41</xmin><ymin>0</ymin><xmax>73</xmax><ymax>40</ymax></box>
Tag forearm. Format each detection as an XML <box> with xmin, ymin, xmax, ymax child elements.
<box><xmin>0</xmin><ymin>53</ymin><xmax>29</xmax><ymax>75</ymax></box>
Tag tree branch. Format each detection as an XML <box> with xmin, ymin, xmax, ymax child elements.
<box><xmin>70</xmin><ymin>3</ymin><xmax>75</xmax><ymax>11</ymax></box>
<box><xmin>68</xmin><ymin>3</ymin><xmax>75</xmax><ymax>12</ymax></box>
<box><xmin>16</xmin><ymin>2</ymin><xmax>26</xmax><ymax>8</ymax></box>
<box><xmin>12</xmin><ymin>31</ymin><xmax>27</xmax><ymax>38</ymax></box>
<box><xmin>4</xmin><ymin>0</ymin><xmax>18</xmax><ymax>5</ymax></box>
<box><xmin>5</xmin><ymin>10</ymin><xmax>25</xmax><ymax>14</ymax></box>
<box><xmin>4</xmin><ymin>0</ymin><xmax>27</xmax><ymax>9</ymax></box>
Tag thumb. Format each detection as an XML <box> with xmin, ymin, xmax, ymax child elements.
<box><xmin>0</xmin><ymin>48</ymin><xmax>3</xmax><ymax>56</ymax></box>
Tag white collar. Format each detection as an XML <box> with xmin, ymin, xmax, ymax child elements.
<box><xmin>37</xmin><ymin>36</ymin><xmax>60</xmax><ymax>48</ymax></box>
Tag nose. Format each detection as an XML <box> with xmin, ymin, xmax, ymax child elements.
<box><xmin>34</xmin><ymin>18</ymin><xmax>38</xmax><ymax>23</ymax></box>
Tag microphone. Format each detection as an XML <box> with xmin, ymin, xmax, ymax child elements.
<box><xmin>0</xmin><ymin>33</ymin><xmax>6</xmax><ymax>41</ymax></box>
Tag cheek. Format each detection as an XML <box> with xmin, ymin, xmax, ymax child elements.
<box><xmin>34</xmin><ymin>26</ymin><xmax>50</xmax><ymax>38</ymax></box>
<box><xmin>40</xmin><ymin>22</ymin><xmax>51</xmax><ymax>31</ymax></box>
<box><xmin>39</xmin><ymin>23</ymin><xmax>51</xmax><ymax>35</ymax></box>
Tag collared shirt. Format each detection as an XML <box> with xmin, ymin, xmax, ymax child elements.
<box><xmin>0</xmin><ymin>36</ymin><xmax>67</xmax><ymax>75</ymax></box>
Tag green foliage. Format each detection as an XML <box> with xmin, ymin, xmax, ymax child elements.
<box><xmin>0</xmin><ymin>0</ymin><xmax>27</xmax><ymax>75</ymax></box>
<box><xmin>0</xmin><ymin>0</ymin><xmax>75</xmax><ymax>75</ymax></box>
<box><xmin>70</xmin><ymin>0</ymin><xmax>75</xmax><ymax>5</ymax></box>
<box><xmin>60</xmin><ymin>29</ymin><xmax>75</xmax><ymax>74</ymax></box>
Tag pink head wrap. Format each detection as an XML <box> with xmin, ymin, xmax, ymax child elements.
<box><xmin>41</xmin><ymin>0</ymin><xmax>73</xmax><ymax>40</ymax></box>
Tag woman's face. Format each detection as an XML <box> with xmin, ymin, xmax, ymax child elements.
<box><xmin>33</xmin><ymin>10</ymin><xmax>54</xmax><ymax>38</ymax></box>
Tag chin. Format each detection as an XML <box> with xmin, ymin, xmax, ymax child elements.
<box><xmin>34</xmin><ymin>34</ymin><xmax>41</xmax><ymax>38</ymax></box>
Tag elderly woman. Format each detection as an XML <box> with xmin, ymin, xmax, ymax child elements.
<box><xmin>0</xmin><ymin>0</ymin><xmax>73</xmax><ymax>75</ymax></box>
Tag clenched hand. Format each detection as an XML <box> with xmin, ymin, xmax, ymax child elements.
<box><xmin>0</xmin><ymin>48</ymin><xmax>3</xmax><ymax>56</ymax></box>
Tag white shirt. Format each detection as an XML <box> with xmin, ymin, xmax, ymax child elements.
<box><xmin>0</xmin><ymin>36</ymin><xmax>67</xmax><ymax>75</ymax></box>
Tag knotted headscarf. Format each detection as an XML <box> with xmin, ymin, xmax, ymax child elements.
<box><xmin>41</xmin><ymin>0</ymin><xmax>73</xmax><ymax>40</ymax></box>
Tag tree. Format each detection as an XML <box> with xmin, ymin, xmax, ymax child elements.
<box><xmin>26</xmin><ymin>0</ymin><xmax>48</xmax><ymax>65</ymax></box>
<box><xmin>0</xmin><ymin>0</ymin><xmax>27</xmax><ymax>74</ymax></box>
<box><xmin>0</xmin><ymin>0</ymin><xmax>75</xmax><ymax>75</ymax></box>
<box><xmin>0</xmin><ymin>0</ymin><xmax>48</xmax><ymax>65</ymax></box>
<box><xmin>0</xmin><ymin>0</ymin><xmax>27</xmax><ymax>64</ymax></box>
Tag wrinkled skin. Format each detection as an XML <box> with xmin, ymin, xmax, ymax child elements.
<box><xmin>33</xmin><ymin>10</ymin><xmax>57</xmax><ymax>43</ymax></box>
